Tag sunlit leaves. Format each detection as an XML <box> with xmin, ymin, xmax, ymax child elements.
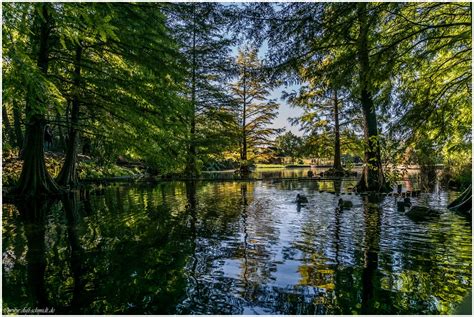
<box><xmin>382</xmin><ymin>3</ymin><xmax>471</xmax><ymax>174</ymax></box>
<box><xmin>232</xmin><ymin>47</ymin><xmax>280</xmax><ymax>160</ymax></box>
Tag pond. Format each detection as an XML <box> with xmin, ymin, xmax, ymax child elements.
<box><xmin>2</xmin><ymin>178</ymin><xmax>471</xmax><ymax>314</ymax></box>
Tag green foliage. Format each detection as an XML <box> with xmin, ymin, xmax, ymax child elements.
<box><xmin>3</xmin><ymin>3</ymin><xmax>191</xmax><ymax>178</ymax></box>
<box><xmin>77</xmin><ymin>161</ymin><xmax>137</xmax><ymax>179</ymax></box>
<box><xmin>238</xmin><ymin>2</ymin><xmax>470</xmax><ymax>184</ymax></box>
<box><xmin>2</xmin><ymin>2</ymin><xmax>470</xmax><ymax>187</ymax></box>
<box><xmin>384</xmin><ymin>3</ymin><xmax>472</xmax><ymax>183</ymax></box>
<box><xmin>201</xmin><ymin>157</ymin><xmax>239</xmax><ymax>172</ymax></box>
<box><xmin>274</xmin><ymin>131</ymin><xmax>304</xmax><ymax>163</ymax></box>
<box><xmin>232</xmin><ymin>47</ymin><xmax>281</xmax><ymax>161</ymax></box>
<box><xmin>383</xmin><ymin>167</ymin><xmax>404</xmax><ymax>188</ymax></box>
<box><xmin>442</xmin><ymin>150</ymin><xmax>472</xmax><ymax>189</ymax></box>
<box><xmin>167</xmin><ymin>3</ymin><xmax>239</xmax><ymax>175</ymax></box>
<box><xmin>3</xmin><ymin>4</ymin><xmax>64</xmax><ymax>120</ymax></box>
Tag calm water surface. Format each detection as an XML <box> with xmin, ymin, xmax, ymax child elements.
<box><xmin>2</xmin><ymin>179</ymin><xmax>471</xmax><ymax>314</ymax></box>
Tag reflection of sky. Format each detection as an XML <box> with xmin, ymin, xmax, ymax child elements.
<box><xmin>222</xmin><ymin>259</ymin><xmax>241</xmax><ymax>280</ymax></box>
<box><xmin>207</xmin><ymin>180</ymin><xmax>472</xmax><ymax>314</ymax></box>
<box><xmin>273</xmin><ymin>260</ymin><xmax>302</xmax><ymax>286</ymax></box>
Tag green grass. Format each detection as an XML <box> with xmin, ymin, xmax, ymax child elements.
<box><xmin>255</xmin><ymin>164</ymin><xmax>285</xmax><ymax>169</ymax></box>
<box><xmin>284</xmin><ymin>164</ymin><xmax>311</xmax><ymax>168</ymax></box>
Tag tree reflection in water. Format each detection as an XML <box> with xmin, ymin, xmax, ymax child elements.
<box><xmin>360</xmin><ymin>194</ymin><xmax>383</xmax><ymax>314</ymax></box>
<box><xmin>18</xmin><ymin>198</ymin><xmax>56</xmax><ymax>309</ymax></box>
<box><xmin>4</xmin><ymin>185</ymin><xmax>194</xmax><ymax>314</ymax></box>
<box><xmin>2</xmin><ymin>181</ymin><xmax>472</xmax><ymax>314</ymax></box>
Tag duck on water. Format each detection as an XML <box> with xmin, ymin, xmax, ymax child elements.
<box><xmin>338</xmin><ymin>198</ymin><xmax>353</xmax><ymax>209</ymax></box>
<box><xmin>295</xmin><ymin>194</ymin><xmax>308</xmax><ymax>204</ymax></box>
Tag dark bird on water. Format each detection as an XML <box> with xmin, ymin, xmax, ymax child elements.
<box><xmin>338</xmin><ymin>198</ymin><xmax>353</xmax><ymax>209</ymax></box>
<box><xmin>397</xmin><ymin>197</ymin><xmax>412</xmax><ymax>212</ymax></box>
<box><xmin>296</xmin><ymin>194</ymin><xmax>309</xmax><ymax>203</ymax></box>
<box><xmin>397</xmin><ymin>201</ymin><xmax>406</xmax><ymax>212</ymax></box>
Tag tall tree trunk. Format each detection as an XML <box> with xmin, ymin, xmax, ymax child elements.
<box><xmin>12</xmin><ymin>101</ymin><xmax>24</xmax><ymax>149</ymax></box>
<box><xmin>56</xmin><ymin>106</ymin><xmax>67</xmax><ymax>151</ymax></box>
<box><xmin>186</xmin><ymin>5</ymin><xmax>198</xmax><ymax>177</ymax></box>
<box><xmin>356</xmin><ymin>4</ymin><xmax>387</xmax><ymax>192</ymax></box>
<box><xmin>2</xmin><ymin>105</ymin><xmax>16</xmax><ymax>147</ymax></box>
<box><xmin>57</xmin><ymin>45</ymin><xmax>82</xmax><ymax>186</ymax></box>
<box><xmin>333</xmin><ymin>90</ymin><xmax>343</xmax><ymax>171</ymax></box>
<box><xmin>17</xmin><ymin>117</ymin><xmax>60</xmax><ymax>195</ymax></box>
<box><xmin>16</xmin><ymin>4</ymin><xmax>60</xmax><ymax>196</ymax></box>
<box><xmin>187</xmin><ymin>112</ymin><xmax>197</xmax><ymax>177</ymax></box>
<box><xmin>240</xmin><ymin>65</ymin><xmax>249</xmax><ymax>175</ymax></box>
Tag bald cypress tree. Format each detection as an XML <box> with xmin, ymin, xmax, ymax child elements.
<box><xmin>56</xmin><ymin>3</ymin><xmax>186</xmax><ymax>184</ymax></box>
<box><xmin>8</xmin><ymin>3</ymin><xmax>61</xmax><ymax>196</ymax></box>
<box><xmin>4</xmin><ymin>3</ymin><xmax>188</xmax><ymax>194</ymax></box>
<box><xmin>239</xmin><ymin>2</ymin><xmax>470</xmax><ymax>191</ymax></box>
<box><xmin>166</xmin><ymin>3</ymin><xmax>238</xmax><ymax>177</ymax></box>
<box><xmin>232</xmin><ymin>48</ymin><xmax>280</xmax><ymax>174</ymax></box>
<box><xmin>235</xmin><ymin>3</ymin><xmax>392</xmax><ymax>190</ymax></box>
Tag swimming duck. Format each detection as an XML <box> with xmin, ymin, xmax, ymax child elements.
<box><xmin>338</xmin><ymin>198</ymin><xmax>353</xmax><ymax>209</ymax></box>
<box><xmin>296</xmin><ymin>194</ymin><xmax>309</xmax><ymax>203</ymax></box>
<box><xmin>397</xmin><ymin>197</ymin><xmax>412</xmax><ymax>212</ymax></box>
<box><xmin>397</xmin><ymin>201</ymin><xmax>406</xmax><ymax>212</ymax></box>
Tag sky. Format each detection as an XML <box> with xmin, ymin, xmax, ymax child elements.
<box><xmin>269</xmin><ymin>85</ymin><xmax>304</xmax><ymax>136</ymax></box>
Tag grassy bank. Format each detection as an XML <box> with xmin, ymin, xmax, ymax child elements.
<box><xmin>255</xmin><ymin>164</ymin><xmax>285</xmax><ymax>169</ymax></box>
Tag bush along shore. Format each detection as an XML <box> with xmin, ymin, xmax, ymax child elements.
<box><xmin>2</xmin><ymin>150</ymin><xmax>142</xmax><ymax>191</ymax></box>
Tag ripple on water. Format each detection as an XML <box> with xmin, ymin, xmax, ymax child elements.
<box><xmin>2</xmin><ymin>181</ymin><xmax>471</xmax><ymax>315</ymax></box>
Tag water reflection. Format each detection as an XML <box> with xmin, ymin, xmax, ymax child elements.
<box><xmin>19</xmin><ymin>199</ymin><xmax>54</xmax><ymax>309</ymax></box>
<box><xmin>62</xmin><ymin>192</ymin><xmax>87</xmax><ymax>313</ymax></box>
<box><xmin>3</xmin><ymin>181</ymin><xmax>472</xmax><ymax>314</ymax></box>
<box><xmin>360</xmin><ymin>195</ymin><xmax>382</xmax><ymax>314</ymax></box>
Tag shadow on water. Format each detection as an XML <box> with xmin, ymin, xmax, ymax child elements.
<box><xmin>2</xmin><ymin>180</ymin><xmax>472</xmax><ymax>314</ymax></box>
